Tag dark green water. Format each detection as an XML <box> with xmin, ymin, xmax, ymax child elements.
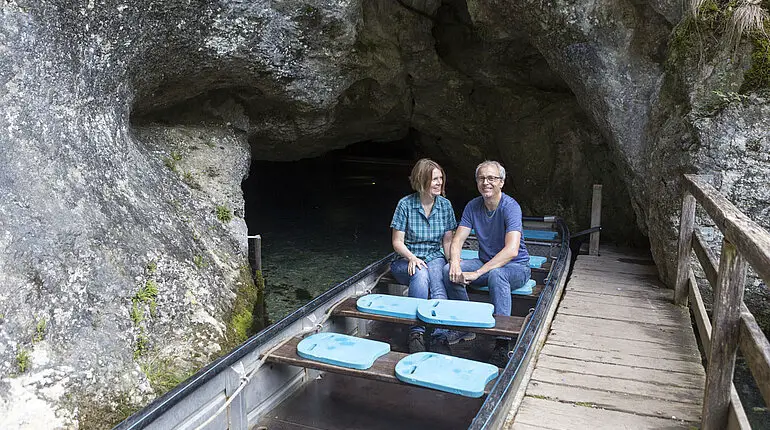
<box><xmin>244</xmin><ymin>153</ymin><xmax>413</xmax><ymax>320</ymax></box>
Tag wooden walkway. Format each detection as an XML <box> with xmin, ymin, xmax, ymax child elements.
<box><xmin>511</xmin><ymin>249</ymin><xmax>706</xmax><ymax>429</ymax></box>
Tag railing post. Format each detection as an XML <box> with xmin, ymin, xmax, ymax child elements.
<box><xmin>701</xmin><ymin>239</ymin><xmax>747</xmax><ymax>430</ymax></box>
<box><xmin>248</xmin><ymin>235</ymin><xmax>262</xmax><ymax>272</ymax></box>
<box><xmin>589</xmin><ymin>184</ymin><xmax>602</xmax><ymax>256</ymax></box>
<box><xmin>675</xmin><ymin>193</ymin><xmax>696</xmax><ymax>306</ymax></box>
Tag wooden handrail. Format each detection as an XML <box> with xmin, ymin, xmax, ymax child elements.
<box><xmin>676</xmin><ymin>174</ymin><xmax>770</xmax><ymax>430</ymax></box>
<box><xmin>683</xmin><ymin>174</ymin><xmax>770</xmax><ymax>284</ymax></box>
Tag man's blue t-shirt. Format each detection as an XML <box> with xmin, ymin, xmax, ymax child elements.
<box><xmin>459</xmin><ymin>193</ymin><xmax>529</xmax><ymax>265</ymax></box>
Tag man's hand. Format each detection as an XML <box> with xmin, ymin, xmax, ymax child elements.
<box><xmin>408</xmin><ymin>257</ymin><xmax>427</xmax><ymax>276</ymax></box>
<box><xmin>449</xmin><ymin>261</ymin><xmax>464</xmax><ymax>284</ymax></box>
<box><xmin>462</xmin><ymin>271</ymin><xmax>480</xmax><ymax>285</ymax></box>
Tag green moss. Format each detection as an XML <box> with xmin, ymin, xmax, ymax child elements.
<box><xmin>193</xmin><ymin>255</ymin><xmax>205</xmax><ymax>269</ymax></box>
<box><xmin>134</xmin><ymin>329</ymin><xmax>149</xmax><ymax>359</ymax></box>
<box><xmin>33</xmin><ymin>318</ymin><xmax>46</xmax><ymax>343</ymax></box>
<box><xmin>146</xmin><ymin>261</ymin><xmax>157</xmax><ymax>275</ymax></box>
<box><xmin>574</xmin><ymin>401</ymin><xmax>594</xmax><ymax>407</ymax></box>
<box><xmin>740</xmin><ymin>34</ymin><xmax>770</xmax><ymax>92</ymax></box>
<box><xmin>16</xmin><ymin>348</ymin><xmax>30</xmax><ymax>373</ymax></box>
<box><xmin>182</xmin><ymin>171</ymin><xmax>201</xmax><ymax>190</ymax></box>
<box><xmin>75</xmin><ymin>391</ymin><xmax>138</xmax><ymax>430</ymax></box>
<box><xmin>130</xmin><ymin>301</ymin><xmax>144</xmax><ymax>325</ymax></box>
<box><xmin>140</xmin><ymin>356</ymin><xmax>193</xmax><ymax>395</ymax></box>
<box><xmin>222</xmin><ymin>266</ymin><xmax>267</xmax><ymax>351</ymax></box>
<box><xmin>216</xmin><ymin>205</ymin><xmax>233</xmax><ymax>223</ymax></box>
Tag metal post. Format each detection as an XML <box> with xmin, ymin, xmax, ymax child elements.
<box><xmin>248</xmin><ymin>235</ymin><xmax>262</xmax><ymax>273</ymax></box>
<box><xmin>589</xmin><ymin>184</ymin><xmax>602</xmax><ymax>256</ymax></box>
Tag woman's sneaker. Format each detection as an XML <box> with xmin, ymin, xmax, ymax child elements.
<box><xmin>445</xmin><ymin>330</ymin><xmax>476</xmax><ymax>345</ymax></box>
<box><xmin>408</xmin><ymin>332</ymin><xmax>426</xmax><ymax>353</ymax></box>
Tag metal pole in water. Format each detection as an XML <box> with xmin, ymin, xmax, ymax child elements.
<box><xmin>248</xmin><ymin>235</ymin><xmax>262</xmax><ymax>273</ymax></box>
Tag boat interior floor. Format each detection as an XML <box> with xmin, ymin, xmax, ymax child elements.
<box><xmin>256</xmin><ymin>372</ymin><xmax>484</xmax><ymax>430</ymax></box>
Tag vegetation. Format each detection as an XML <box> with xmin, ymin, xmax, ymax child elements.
<box><xmin>193</xmin><ymin>255</ymin><xmax>205</xmax><ymax>268</ymax></box>
<box><xmin>16</xmin><ymin>348</ymin><xmax>30</xmax><ymax>373</ymax></box>
<box><xmin>146</xmin><ymin>260</ymin><xmax>157</xmax><ymax>275</ymax></box>
<box><xmin>216</xmin><ymin>205</ymin><xmax>233</xmax><ymax>223</ymax></box>
<box><xmin>140</xmin><ymin>356</ymin><xmax>192</xmax><ymax>395</ymax></box>
<box><xmin>33</xmin><ymin>318</ymin><xmax>46</xmax><ymax>343</ymax></box>
<box><xmin>222</xmin><ymin>266</ymin><xmax>268</xmax><ymax>351</ymax></box>
<box><xmin>182</xmin><ymin>171</ymin><xmax>201</xmax><ymax>190</ymax></box>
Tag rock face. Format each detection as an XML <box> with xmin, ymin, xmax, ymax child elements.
<box><xmin>0</xmin><ymin>0</ymin><xmax>767</xmax><ymax>427</ymax></box>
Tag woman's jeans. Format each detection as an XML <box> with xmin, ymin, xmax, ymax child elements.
<box><xmin>390</xmin><ymin>257</ymin><xmax>451</xmax><ymax>335</ymax></box>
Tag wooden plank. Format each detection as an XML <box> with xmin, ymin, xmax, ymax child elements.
<box><xmin>526</xmin><ymin>382</ymin><xmax>702</xmax><ymax>422</ymax></box>
<box><xmin>559</xmin><ymin>291</ymin><xmax>674</xmax><ymax>312</ymax></box>
<box><xmin>728</xmin><ymin>386</ymin><xmax>752</xmax><ymax>430</ymax></box>
<box><xmin>568</xmin><ymin>272</ymin><xmax>662</xmax><ymax>287</ymax></box>
<box><xmin>684</xmin><ymin>174</ymin><xmax>770</xmax><ymax>285</ymax></box>
<box><xmin>550</xmin><ymin>315</ymin><xmax>697</xmax><ymax>348</ymax></box>
<box><xmin>530</xmin><ymin>368</ymin><xmax>703</xmax><ymax>404</ymax></box>
<box><xmin>702</xmin><ymin>239</ymin><xmax>747</xmax><ymax>430</ymax></box>
<box><xmin>514</xmin><ymin>396</ymin><xmax>692</xmax><ymax>429</ymax></box>
<box><xmin>689</xmin><ymin>270</ymin><xmax>712</xmax><ymax>351</ymax></box>
<box><xmin>566</xmin><ymin>282</ymin><xmax>672</xmax><ymax>301</ymax></box>
<box><xmin>589</xmin><ymin>184</ymin><xmax>602</xmax><ymax>256</ymax></box>
<box><xmin>693</xmin><ymin>230</ymin><xmax>719</xmax><ymax>286</ymax></box>
<box><xmin>572</xmin><ymin>262</ymin><xmax>658</xmax><ymax>276</ymax></box>
<box><xmin>675</xmin><ymin>193</ymin><xmax>696</xmax><ymax>305</ymax></box>
<box><xmin>540</xmin><ymin>344</ymin><xmax>705</xmax><ymax>375</ymax></box>
<box><xmin>331</xmin><ymin>296</ymin><xmax>525</xmax><ymax>337</ymax></box>
<box><xmin>739</xmin><ymin>307</ymin><xmax>770</xmax><ymax>406</ymax></box>
<box><xmin>547</xmin><ymin>331</ymin><xmax>700</xmax><ymax>360</ymax></box>
<box><xmin>535</xmin><ymin>355</ymin><xmax>704</xmax><ymax>389</ymax></box>
<box><xmin>557</xmin><ymin>300</ymin><xmax>690</xmax><ymax>328</ymax></box>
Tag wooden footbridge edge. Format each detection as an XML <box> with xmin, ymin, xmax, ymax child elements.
<box><xmin>499</xmin><ymin>248</ymin><xmax>572</xmax><ymax>428</ymax></box>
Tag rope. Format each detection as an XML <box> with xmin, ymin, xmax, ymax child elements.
<box><xmin>193</xmin><ymin>275</ymin><xmax>385</xmax><ymax>430</ymax></box>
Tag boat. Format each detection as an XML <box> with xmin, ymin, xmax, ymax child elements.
<box><xmin>116</xmin><ymin>216</ymin><xmax>571</xmax><ymax>430</ymax></box>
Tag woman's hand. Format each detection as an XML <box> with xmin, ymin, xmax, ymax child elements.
<box><xmin>449</xmin><ymin>261</ymin><xmax>464</xmax><ymax>284</ymax></box>
<box><xmin>408</xmin><ymin>257</ymin><xmax>427</xmax><ymax>276</ymax></box>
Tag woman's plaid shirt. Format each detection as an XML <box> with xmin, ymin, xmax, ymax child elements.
<box><xmin>390</xmin><ymin>193</ymin><xmax>457</xmax><ymax>262</ymax></box>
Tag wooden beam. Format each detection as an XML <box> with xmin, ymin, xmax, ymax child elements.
<box><xmin>701</xmin><ymin>240</ymin><xmax>748</xmax><ymax>430</ymax></box>
<box><xmin>675</xmin><ymin>193</ymin><xmax>696</xmax><ymax>306</ymax></box>
<box><xmin>684</xmin><ymin>174</ymin><xmax>770</xmax><ymax>285</ymax></box>
<box><xmin>589</xmin><ymin>184</ymin><xmax>602</xmax><ymax>256</ymax></box>
<box><xmin>739</xmin><ymin>307</ymin><xmax>770</xmax><ymax>406</ymax></box>
<box><xmin>692</xmin><ymin>230</ymin><xmax>718</xmax><ymax>286</ymax></box>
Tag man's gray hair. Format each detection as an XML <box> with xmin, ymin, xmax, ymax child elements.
<box><xmin>475</xmin><ymin>160</ymin><xmax>506</xmax><ymax>181</ymax></box>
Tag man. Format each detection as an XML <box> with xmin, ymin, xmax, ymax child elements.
<box><xmin>443</xmin><ymin>160</ymin><xmax>531</xmax><ymax>367</ymax></box>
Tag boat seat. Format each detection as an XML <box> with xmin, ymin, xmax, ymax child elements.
<box><xmin>416</xmin><ymin>299</ymin><xmax>495</xmax><ymax>328</ymax></box>
<box><xmin>264</xmin><ymin>337</ymin><xmax>496</xmax><ymax>395</ymax></box>
<box><xmin>468</xmin><ymin>229</ymin><xmax>559</xmax><ymax>242</ymax></box>
<box><xmin>334</xmin><ymin>296</ymin><xmax>526</xmax><ymax>338</ymax></box>
<box><xmin>456</xmin><ymin>250</ymin><xmax>547</xmax><ymax>269</ymax></box>
<box><xmin>395</xmin><ymin>352</ymin><xmax>499</xmax><ymax>398</ymax></box>
<box><xmin>296</xmin><ymin>333</ymin><xmax>390</xmax><ymax>370</ymax></box>
<box><xmin>356</xmin><ymin>294</ymin><xmax>423</xmax><ymax>319</ymax></box>
<box><xmin>469</xmin><ymin>279</ymin><xmax>537</xmax><ymax>296</ymax></box>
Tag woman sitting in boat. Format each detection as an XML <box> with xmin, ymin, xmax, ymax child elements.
<box><xmin>390</xmin><ymin>158</ymin><xmax>468</xmax><ymax>353</ymax></box>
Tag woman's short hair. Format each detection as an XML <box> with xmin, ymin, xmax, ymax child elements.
<box><xmin>475</xmin><ymin>160</ymin><xmax>506</xmax><ymax>181</ymax></box>
<box><xmin>409</xmin><ymin>158</ymin><xmax>445</xmax><ymax>196</ymax></box>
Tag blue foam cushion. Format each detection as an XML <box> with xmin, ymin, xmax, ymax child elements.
<box><xmin>529</xmin><ymin>255</ymin><xmax>547</xmax><ymax>268</ymax></box>
<box><xmin>356</xmin><ymin>294</ymin><xmax>425</xmax><ymax>319</ymax></box>
<box><xmin>523</xmin><ymin>230</ymin><xmax>558</xmax><ymax>241</ymax></box>
<box><xmin>296</xmin><ymin>333</ymin><xmax>390</xmax><ymax>370</ymax></box>
<box><xmin>469</xmin><ymin>278</ymin><xmax>536</xmax><ymax>296</ymax></box>
<box><xmin>395</xmin><ymin>352</ymin><xmax>499</xmax><ymax>398</ymax></box>
<box><xmin>416</xmin><ymin>299</ymin><xmax>495</xmax><ymax>328</ymax></box>
<box><xmin>456</xmin><ymin>249</ymin><xmax>546</xmax><ymax>269</ymax></box>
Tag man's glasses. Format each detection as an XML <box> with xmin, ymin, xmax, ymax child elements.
<box><xmin>476</xmin><ymin>176</ymin><xmax>502</xmax><ymax>184</ymax></box>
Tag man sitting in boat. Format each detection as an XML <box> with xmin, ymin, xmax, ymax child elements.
<box><xmin>390</xmin><ymin>158</ymin><xmax>463</xmax><ymax>354</ymax></box>
<box><xmin>443</xmin><ymin>160</ymin><xmax>531</xmax><ymax>367</ymax></box>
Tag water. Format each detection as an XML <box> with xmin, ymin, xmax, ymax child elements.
<box><xmin>243</xmin><ymin>153</ymin><xmax>414</xmax><ymax>320</ymax></box>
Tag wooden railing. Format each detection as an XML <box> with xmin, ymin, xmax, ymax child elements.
<box><xmin>675</xmin><ymin>174</ymin><xmax>770</xmax><ymax>430</ymax></box>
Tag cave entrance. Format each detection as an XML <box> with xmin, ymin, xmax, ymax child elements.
<box><xmin>243</xmin><ymin>134</ymin><xmax>421</xmax><ymax>319</ymax></box>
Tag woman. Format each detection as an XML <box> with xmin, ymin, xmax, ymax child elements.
<box><xmin>390</xmin><ymin>158</ymin><xmax>463</xmax><ymax>353</ymax></box>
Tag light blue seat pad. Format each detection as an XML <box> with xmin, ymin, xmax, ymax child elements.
<box><xmin>395</xmin><ymin>352</ymin><xmax>499</xmax><ymax>398</ymax></box>
<box><xmin>416</xmin><ymin>299</ymin><xmax>495</xmax><ymax>328</ymax></box>
<box><xmin>523</xmin><ymin>230</ymin><xmax>558</xmax><ymax>241</ymax></box>
<box><xmin>470</xmin><ymin>278</ymin><xmax>537</xmax><ymax>296</ymax></box>
<box><xmin>457</xmin><ymin>250</ymin><xmax>546</xmax><ymax>269</ymax></box>
<box><xmin>296</xmin><ymin>333</ymin><xmax>390</xmax><ymax>370</ymax></box>
<box><xmin>356</xmin><ymin>294</ymin><xmax>425</xmax><ymax>319</ymax></box>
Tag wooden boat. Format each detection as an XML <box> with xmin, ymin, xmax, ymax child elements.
<box><xmin>116</xmin><ymin>216</ymin><xmax>570</xmax><ymax>430</ymax></box>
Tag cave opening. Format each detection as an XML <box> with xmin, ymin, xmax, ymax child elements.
<box><xmin>242</xmin><ymin>132</ymin><xmax>436</xmax><ymax>319</ymax></box>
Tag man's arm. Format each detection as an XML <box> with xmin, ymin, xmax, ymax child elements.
<box><xmin>462</xmin><ymin>230</ymin><xmax>521</xmax><ymax>282</ymax></box>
